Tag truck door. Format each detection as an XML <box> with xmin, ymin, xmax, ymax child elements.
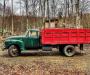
<box><xmin>25</xmin><ymin>30</ymin><xmax>40</xmax><ymax>49</ymax></box>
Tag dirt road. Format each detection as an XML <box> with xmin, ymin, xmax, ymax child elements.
<box><xmin>0</xmin><ymin>44</ymin><xmax>90</xmax><ymax>75</ymax></box>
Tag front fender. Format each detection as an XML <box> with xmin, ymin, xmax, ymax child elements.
<box><xmin>5</xmin><ymin>40</ymin><xmax>25</xmax><ymax>50</ymax></box>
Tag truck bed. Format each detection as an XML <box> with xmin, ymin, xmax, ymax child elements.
<box><xmin>41</xmin><ymin>28</ymin><xmax>90</xmax><ymax>45</ymax></box>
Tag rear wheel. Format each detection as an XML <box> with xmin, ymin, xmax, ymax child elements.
<box><xmin>8</xmin><ymin>45</ymin><xmax>20</xmax><ymax>57</ymax></box>
<box><xmin>63</xmin><ymin>45</ymin><xmax>75</xmax><ymax>57</ymax></box>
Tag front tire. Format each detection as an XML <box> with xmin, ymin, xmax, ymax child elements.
<box><xmin>8</xmin><ymin>45</ymin><xmax>20</xmax><ymax>57</ymax></box>
<box><xmin>63</xmin><ymin>45</ymin><xmax>75</xmax><ymax>57</ymax></box>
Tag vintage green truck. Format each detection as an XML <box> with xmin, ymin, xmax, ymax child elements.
<box><xmin>3</xmin><ymin>28</ymin><xmax>89</xmax><ymax>57</ymax></box>
<box><xmin>3</xmin><ymin>29</ymin><xmax>41</xmax><ymax>57</ymax></box>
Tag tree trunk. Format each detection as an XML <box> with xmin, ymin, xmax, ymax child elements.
<box><xmin>26</xmin><ymin>0</ymin><xmax>29</xmax><ymax>30</ymax></box>
<box><xmin>76</xmin><ymin>0</ymin><xmax>81</xmax><ymax>28</ymax></box>
<box><xmin>2</xmin><ymin>0</ymin><xmax>6</xmax><ymax>35</ymax></box>
<box><xmin>47</xmin><ymin>0</ymin><xmax>50</xmax><ymax>27</ymax></box>
<box><xmin>11</xmin><ymin>0</ymin><xmax>14</xmax><ymax>35</ymax></box>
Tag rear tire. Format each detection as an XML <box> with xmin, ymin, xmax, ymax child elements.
<box><xmin>8</xmin><ymin>45</ymin><xmax>20</xmax><ymax>57</ymax></box>
<box><xmin>63</xmin><ymin>45</ymin><xmax>75</xmax><ymax>57</ymax></box>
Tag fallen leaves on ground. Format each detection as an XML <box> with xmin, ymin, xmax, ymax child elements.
<box><xmin>0</xmin><ymin>60</ymin><xmax>87</xmax><ymax>75</ymax></box>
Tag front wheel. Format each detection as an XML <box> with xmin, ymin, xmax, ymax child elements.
<box><xmin>63</xmin><ymin>45</ymin><xmax>75</xmax><ymax>57</ymax></box>
<box><xmin>8</xmin><ymin>45</ymin><xmax>20</xmax><ymax>57</ymax></box>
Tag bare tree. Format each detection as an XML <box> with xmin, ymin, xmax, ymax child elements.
<box><xmin>51</xmin><ymin>0</ymin><xmax>55</xmax><ymax>17</ymax></box>
<box><xmin>39</xmin><ymin>0</ymin><xmax>42</xmax><ymax>16</ymax></box>
<box><xmin>43</xmin><ymin>0</ymin><xmax>46</xmax><ymax>17</ymax></box>
<box><xmin>75</xmin><ymin>0</ymin><xmax>81</xmax><ymax>28</ymax></box>
<box><xmin>25</xmin><ymin>0</ymin><xmax>29</xmax><ymax>30</ymax></box>
<box><xmin>63</xmin><ymin>0</ymin><xmax>67</xmax><ymax>23</ymax></box>
<box><xmin>80</xmin><ymin>0</ymin><xmax>90</xmax><ymax>27</ymax></box>
<box><xmin>11</xmin><ymin>0</ymin><xmax>14</xmax><ymax>34</ymax></box>
<box><xmin>80</xmin><ymin>0</ymin><xmax>90</xmax><ymax>17</ymax></box>
<box><xmin>18</xmin><ymin>0</ymin><xmax>23</xmax><ymax>32</ymax></box>
<box><xmin>2</xmin><ymin>0</ymin><xmax>6</xmax><ymax>35</ymax></box>
<box><xmin>70</xmin><ymin>0</ymin><xmax>73</xmax><ymax>16</ymax></box>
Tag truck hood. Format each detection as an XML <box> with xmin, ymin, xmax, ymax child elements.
<box><xmin>6</xmin><ymin>35</ymin><xmax>25</xmax><ymax>40</ymax></box>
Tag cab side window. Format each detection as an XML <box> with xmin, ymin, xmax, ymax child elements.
<box><xmin>28</xmin><ymin>31</ymin><xmax>39</xmax><ymax>37</ymax></box>
<box><xmin>31</xmin><ymin>31</ymin><xmax>37</xmax><ymax>37</ymax></box>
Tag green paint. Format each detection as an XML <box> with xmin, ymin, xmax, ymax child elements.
<box><xmin>4</xmin><ymin>29</ymin><xmax>41</xmax><ymax>51</ymax></box>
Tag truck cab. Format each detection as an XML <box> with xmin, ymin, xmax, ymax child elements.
<box><xmin>4</xmin><ymin>29</ymin><xmax>41</xmax><ymax>57</ymax></box>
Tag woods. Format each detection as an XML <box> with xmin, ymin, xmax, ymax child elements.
<box><xmin>0</xmin><ymin>0</ymin><xmax>90</xmax><ymax>35</ymax></box>
<box><xmin>0</xmin><ymin>1</ymin><xmax>90</xmax><ymax>74</ymax></box>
